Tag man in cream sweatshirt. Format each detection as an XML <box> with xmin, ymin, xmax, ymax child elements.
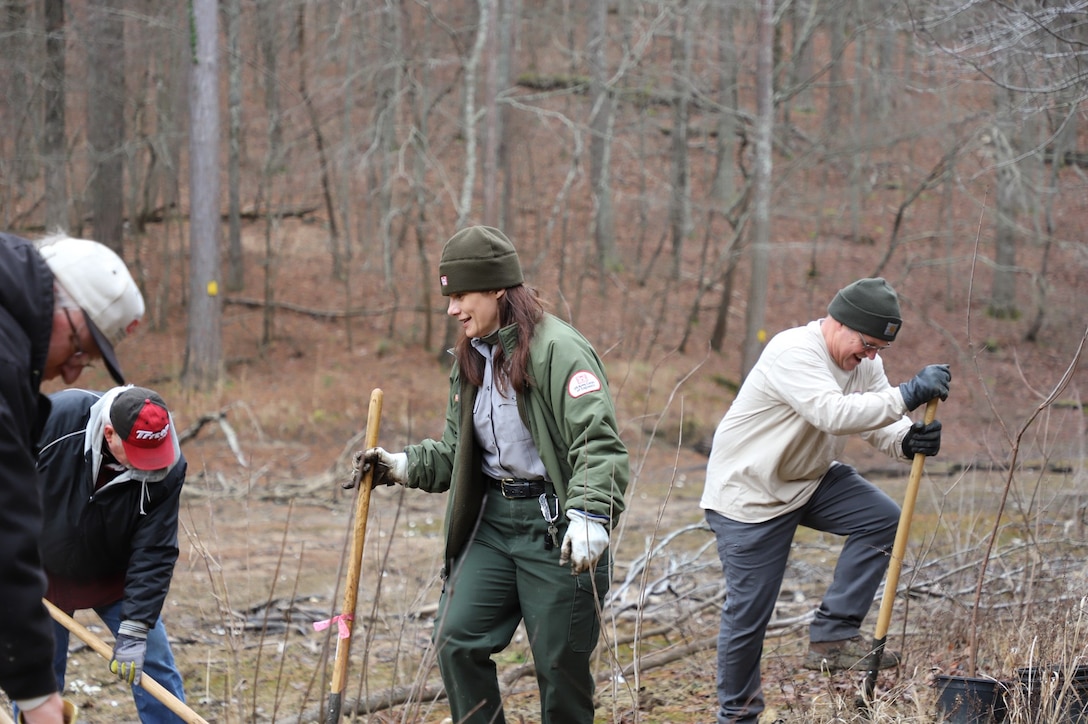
<box><xmin>701</xmin><ymin>278</ymin><xmax>951</xmax><ymax>724</ymax></box>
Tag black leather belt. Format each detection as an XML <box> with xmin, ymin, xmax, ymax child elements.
<box><xmin>486</xmin><ymin>476</ymin><xmax>547</xmax><ymax>499</ymax></box>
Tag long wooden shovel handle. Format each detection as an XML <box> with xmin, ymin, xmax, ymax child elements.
<box><xmin>326</xmin><ymin>387</ymin><xmax>383</xmax><ymax>724</ymax></box>
<box><xmin>42</xmin><ymin>599</ymin><xmax>209</xmax><ymax>724</ymax></box>
<box><xmin>862</xmin><ymin>397</ymin><xmax>939</xmax><ymax>707</ymax></box>
<box><xmin>874</xmin><ymin>397</ymin><xmax>939</xmax><ymax>638</ymax></box>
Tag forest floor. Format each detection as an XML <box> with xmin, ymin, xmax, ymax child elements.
<box><xmin>13</xmin><ymin>213</ymin><xmax>1087</xmax><ymax>723</ymax></box>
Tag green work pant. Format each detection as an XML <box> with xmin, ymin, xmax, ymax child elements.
<box><xmin>435</xmin><ymin>489</ymin><xmax>610</xmax><ymax>724</ymax></box>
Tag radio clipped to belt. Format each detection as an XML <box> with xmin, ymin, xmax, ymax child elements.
<box><xmin>538</xmin><ymin>493</ymin><xmax>561</xmax><ymax>550</ymax></box>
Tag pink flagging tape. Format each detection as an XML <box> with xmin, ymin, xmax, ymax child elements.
<box><xmin>313</xmin><ymin>613</ymin><xmax>353</xmax><ymax>639</ymax></box>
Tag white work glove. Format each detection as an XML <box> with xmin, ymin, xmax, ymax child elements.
<box><xmin>347</xmin><ymin>447</ymin><xmax>408</xmax><ymax>489</ymax></box>
<box><xmin>559</xmin><ymin>510</ymin><xmax>610</xmax><ymax>575</ymax></box>
<box><xmin>109</xmin><ymin>620</ymin><xmax>149</xmax><ymax>685</ymax></box>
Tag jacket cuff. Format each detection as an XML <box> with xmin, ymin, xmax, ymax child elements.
<box><xmin>568</xmin><ymin>508</ymin><xmax>610</xmax><ymax>524</ymax></box>
<box><xmin>118</xmin><ymin>619</ymin><xmax>149</xmax><ymax>639</ymax></box>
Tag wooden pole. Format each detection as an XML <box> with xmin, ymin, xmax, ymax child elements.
<box><xmin>325</xmin><ymin>388</ymin><xmax>383</xmax><ymax>723</ymax></box>
<box><xmin>862</xmin><ymin>398</ymin><xmax>939</xmax><ymax>708</ymax></box>
<box><xmin>42</xmin><ymin>599</ymin><xmax>208</xmax><ymax>724</ymax></box>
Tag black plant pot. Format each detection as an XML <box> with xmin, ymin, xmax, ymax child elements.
<box><xmin>934</xmin><ymin>674</ymin><xmax>1007</xmax><ymax>723</ymax></box>
<box><xmin>1015</xmin><ymin>665</ymin><xmax>1088</xmax><ymax>723</ymax></box>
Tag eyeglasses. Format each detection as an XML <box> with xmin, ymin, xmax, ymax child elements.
<box><xmin>855</xmin><ymin>330</ymin><xmax>892</xmax><ymax>354</ymax></box>
<box><xmin>63</xmin><ymin>308</ymin><xmax>95</xmax><ymax>368</ymax></box>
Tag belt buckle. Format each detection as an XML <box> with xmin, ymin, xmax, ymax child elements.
<box><xmin>498</xmin><ymin>478</ymin><xmax>519</xmax><ymax>499</ymax></box>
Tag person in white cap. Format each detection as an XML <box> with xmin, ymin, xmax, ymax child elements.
<box><xmin>35</xmin><ymin>386</ymin><xmax>187</xmax><ymax>723</ymax></box>
<box><xmin>0</xmin><ymin>231</ymin><xmax>143</xmax><ymax>724</ymax></box>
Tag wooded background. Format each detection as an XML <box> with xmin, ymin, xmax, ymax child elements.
<box><xmin>1</xmin><ymin>0</ymin><xmax>1085</xmax><ymax>398</ymax></box>
<box><xmin>4</xmin><ymin>3</ymin><xmax>1088</xmax><ymax>720</ymax></box>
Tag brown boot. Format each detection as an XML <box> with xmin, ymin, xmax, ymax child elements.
<box><xmin>803</xmin><ymin>635</ymin><xmax>901</xmax><ymax>672</ymax></box>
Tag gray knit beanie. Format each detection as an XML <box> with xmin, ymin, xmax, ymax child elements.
<box><xmin>438</xmin><ymin>226</ymin><xmax>524</xmax><ymax>296</ymax></box>
<box><xmin>827</xmin><ymin>277</ymin><xmax>902</xmax><ymax>341</ymax></box>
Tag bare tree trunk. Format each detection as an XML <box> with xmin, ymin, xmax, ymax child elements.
<box><xmin>409</xmin><ymin>65</ymin><xmax>435</xmax><ymax>351</ymax></box>
<box><xmin>668</xmin><ymin>0</ymin><xmax>693</xmax><ymax>281</ymax></box>
<box><xmin>988</xmin><ymin>97</ymin><xmax>1022</xmax><ymax>319</ymax></box>
<box><xmin>588</xmin><ymin>0</ymin><xmax>616</xmax><ymax>279</ymax></box>
<box><xmin>87</xmin><ymin>0</ymin><xmax>125</xmax><ymax>251</ymax></box>
<box><xmin>297</xmin><ymin>4</ymin><xmax>342</xmax><ymax>280</ymax></box>
<box><xmin>742</xmin><ymin>0</ymin><xmax>774</xmax><ymax>379</ymax></box>
<box><xmin>4</xmin><ymin>1</ymin><xmax>35</xmax><ymax>186</ymax></box>
<box><xmin>783</xmin><ymin>0</ymin><xmax>817</xmax><ymax>120</ymax></box>
<box><xmin>225</xmin><ymin>0</ymin><xmax>244</xmax><ymax>291</ymax></box>
<box><xmin>683</xmin><ymin>0</ymin><xmax>741</xmax><ymax>353</ymax></box>
<box><xmin>497</xmin><ymin>0</ymin><xmax>517</xmax><ymax>230</ymax></box>
<box><xmin>3</xmin><ymin>0</ymin><xmax>34</xmax><ymax>185</ymax></box>
<box><xmin>372</xmin><ymin>0</ymin><xmax>402</xmax><ymax>320</ymax></box>
<box><xmin>481</xmin><ymin>0</ymin><xmax>500</xmax><ymax>226</ymax></box>
<box><xmin>256</xmin><ymin>0</ymin><xmax>283</xmax><ymax>179</ymax></box>
<box><xmin>43</xmin><ymin>0</ymin><xmax>68</xmax><ymax>231</ymax></box>
<box><xmin>823</xmin><ymin>1</ymin><xmax>848</xmax><ymax>138</ymax></box>
<box><xmin>456</xmin><ymin>0</ymin><xmax>490</xmax><ymax>228</ymax></box>
<box><xmin>183</xmin><ymin>0</ymin><xmax>223</xmax><ymax>392</ymax></box>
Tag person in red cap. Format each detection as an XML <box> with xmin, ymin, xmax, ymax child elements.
<box><xmin>33</xmin><ymin>386</ymin><xmax>187</xmax><ymax>723</ymax></box>
<box><xmin>1</xmin><ymin>231</ymin><xmax>144</xmax><ymax>724</ymax></box>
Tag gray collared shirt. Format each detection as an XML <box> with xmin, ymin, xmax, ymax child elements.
<box><xmin>471</xmin><ymin>337</ymin><xmax>548</xmax><ymax>481</ymax></box>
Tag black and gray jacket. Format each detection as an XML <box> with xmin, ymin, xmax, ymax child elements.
<box><xmin>0</xmin><ymin>232</ymin><xmax>57</xmax><ymax>702</ymax></box>
<box><xmin>37</xmin><ymin>386</ymin><xmax>186</xmax><ymax>626</ymax></box>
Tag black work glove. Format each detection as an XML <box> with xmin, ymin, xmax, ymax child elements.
<box><xmin>899</xmin><ymin>364</ymin><xmax>951</xmax><ymax>411</ymax></box>
<box><xmin>902</xmin><ymin>420</ymin><xmax>942</xmax><ymax>457</ymax></box>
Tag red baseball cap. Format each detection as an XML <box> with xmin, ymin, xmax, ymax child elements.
<box><xmin>110</xmin><ymin>387</ymin><xmax>177</xmax><ymax>470</ymax></box>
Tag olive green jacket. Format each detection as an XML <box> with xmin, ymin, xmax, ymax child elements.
<box><xmin>404</xmin><ymin>314</ymin><xmax>629</xmax><ymax>571</ymax></box>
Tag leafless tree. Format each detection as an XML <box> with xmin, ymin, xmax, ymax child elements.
<box><xmin>742</xmin><ymin>0</ymin><xmax>774</xmax><ymax>379</ymax></box>
<box><xmin>911</xmin><ymin>0</ymin><xmax>1088</xmax><ymax>334</ymax></box>
<box><xmin>183</xmin><ymin>0</ymin><xmax>222</xmax><ymax>392</ymax></box>
<box><xmin>42</xmin><ymin>0</ymin><xmax>67</xmax><ymax>231</ymax></box>
<box><xmin>2</xmin><ymin>0</ymin><xmax>34</xmax><ymax>188</ymax></box>
<box><xmin>588</xmin><ymin>0</ymin><xmax>617</xmax><ymax>276</ymax></box>
<box><xmin>457</xmin><ymin>0</ymin><xmax>490</xmax><ymax>229</ymax></box>
<box><xmin>667</xmin><ymin>0</ymin><xmax>694</xmax><ymax>282</ymax></box>
<box><xmin>224</xmin><ymin>0</ymin><xmax>244</xmax><ymax>292</ymax></box>
<box><xmin>87</xmin><ymin>0</ymin><xmax>125</xmax><ymax>251</ymax></box>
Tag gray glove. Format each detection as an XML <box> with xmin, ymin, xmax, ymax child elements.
<box><xmin>902</xmin><ymin>420</ymin><xmax>942</xmax><ymax>457</ymax></box>
<box><xmin>899</xmin><ymin>364</ymin><xmax>951</xmax><ymax>411</ymax></box>
<box><xmin>109</xmin><ymin>620</ymin><xmax>148</xmax><ymax>685</ymax></box>
<box><xmin>346</xmin><ymin>446</ymin><xmax>407</xmax><ymax>489</ymax></box>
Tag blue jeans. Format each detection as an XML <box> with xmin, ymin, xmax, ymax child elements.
<box><xmin>706</xmin><ymin>464</ymin><xmax>900</xmax><ymax>724</ymax></box>
<box><xmin>53</xmin><ymin>601</ymin><xmax>187</xmax><ymax>724</ymax></box>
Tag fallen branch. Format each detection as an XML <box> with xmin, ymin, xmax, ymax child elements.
<box><xmin>224</xmin><ymin>296</ymin><xmax>407</xmax><ymax>320</ymax></box>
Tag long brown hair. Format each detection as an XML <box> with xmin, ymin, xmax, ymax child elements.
<box><xmin>454</xmin><ymin>284</ymin><xmax>544</xmax><ymax>393</ymax></box>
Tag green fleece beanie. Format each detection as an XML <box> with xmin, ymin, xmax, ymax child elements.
<box><xmin>438</xmin><ymin>226</ymin><xmax>524</xmax><ymax>296</ymax></box>
<box><xmin>827</xmin><ymin>277</ymin><xmax>902</xmax><ymax>341</ymax></box>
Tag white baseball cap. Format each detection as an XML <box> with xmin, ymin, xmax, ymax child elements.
<box><xmin>37</xmin><ymin>237</ymin><xmax>145</xmax><ymax>384</ymax></box>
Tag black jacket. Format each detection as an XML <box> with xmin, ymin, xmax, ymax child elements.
<box><xmin>0</xmin><ymin>233</ymin><xmax>57</xmax><ymax>702</ymax></box>
<box><xmin>37</xmin><ymin>387</ymin><xmax>186</xmax><ymax>627</ymax></box>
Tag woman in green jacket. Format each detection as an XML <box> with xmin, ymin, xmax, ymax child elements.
<box><xmin>356</xmin><ymin>226</ymin><xmax>629</xmax><ymax>724</ymax></box>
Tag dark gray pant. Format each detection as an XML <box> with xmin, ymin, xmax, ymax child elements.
<box><xmin>706</xmin><ymin>463</ymin><xmax>900</xmax><ymax>724</ymax></box>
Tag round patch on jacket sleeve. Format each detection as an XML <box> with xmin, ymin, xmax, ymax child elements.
<box><xmin>567</xmin><ymin>370</ymin><xmax>603</xmax><ymax>398</ymax></box>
